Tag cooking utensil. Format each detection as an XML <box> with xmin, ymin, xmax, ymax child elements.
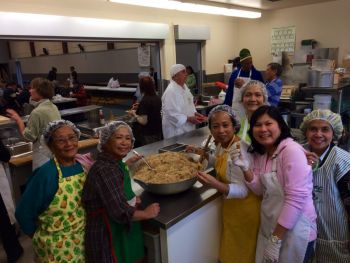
<box><xmin>134</xmin><ymin>177</ymin><xmax>197</xmax><ymax>195</ymax></box>
<box><xmin>132</xmin><ymin>150</ymin><xmax>156</xmax><ymax>171</ymax></box>
<box><xmin>199</xmin><ymin>135</ymin><xmax>212</xmax><ymax>163</ymax></box>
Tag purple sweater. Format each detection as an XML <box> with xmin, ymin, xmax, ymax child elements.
<box><xmin>246</xmin><ymin>138</ymin><xmax>317</xmax><ymax>241</ymax></box>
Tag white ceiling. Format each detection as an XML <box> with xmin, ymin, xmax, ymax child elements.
<box><xmin>198</xmin><ymin>0</ymin><xmax>336</xmax><ymax>10</ymax></box>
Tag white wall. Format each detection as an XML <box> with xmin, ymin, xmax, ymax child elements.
<box><xmin>0</xmin><ymin>0</ymin><xmax>240</xmax><ymax>78</ymax></box>
<box><xmin>237</xmin><ymin>0</ymin><xmax>350</xmax><ymax>69</ymax></box>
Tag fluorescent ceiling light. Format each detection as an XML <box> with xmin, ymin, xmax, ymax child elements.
<box><xmin>109</xmin><ymin>0</ymin><xmax>261</xmax><ymax>18</ymax></box>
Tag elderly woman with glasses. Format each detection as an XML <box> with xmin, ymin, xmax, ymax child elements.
<box><xmin>16</xmin><ymin>120</ymin><xmax>87</xmax><ymax>262</ymax></box>
<box><xmin>82</xmin><ymin>121</ymin><xmax>160</xmax><ymax>263</ymax></box>
<box><xmin>301</xmin><ymin>109</ymin><xmax>350</xmax><ymax>262</ymax></box>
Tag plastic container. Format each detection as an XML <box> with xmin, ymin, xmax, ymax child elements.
<box><xmin>313</xmin><ymin>95</ymin><xmax>332</xmax><ymax>110</ymax></box>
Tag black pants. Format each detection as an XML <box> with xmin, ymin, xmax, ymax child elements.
<box><xmin>0</xmin><ymin>194</ymin><xmax>23</xmax><ymax>263</ymax></box>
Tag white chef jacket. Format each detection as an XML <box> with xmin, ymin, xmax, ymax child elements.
<box><xmin>161</xmin><ymin>80</ymin><xmax>196</xmax><ymax>139</ymax></box>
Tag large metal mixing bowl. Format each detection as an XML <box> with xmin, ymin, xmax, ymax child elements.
<box><xmin>134</xmin><ymin>177</ymin><xmax>197</xmax><ymax>195</ymax></box>
<box><xmin>131</xmin><ymin>152</ymin><xmax>206</xmax><ymax>195</ymax></box>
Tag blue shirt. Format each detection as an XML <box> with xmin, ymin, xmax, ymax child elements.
<box><xmin>224</xmin><ymin>66</ymin><xmax>264</xmax><ymax>106</ymax></box>
<box><xmin>15</xmin><ymin>159</ymin><xmax>84</xmax><ymax>235</ymax></box>
<box><xmin>266</xmin><ymin>78</ymin><xmax>283</xmax><ymax>107</ymax></box>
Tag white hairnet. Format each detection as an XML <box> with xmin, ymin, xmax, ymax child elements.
<box><xmin>208</xmin><ymin>104</ymin><xmax>241</xmax><ymax>133</ymax></box>
<box><xmin>43</xmin><ymin>120</ymin><xmax>81</xmax><ymax>145</ymax></box>
<box><xmin>138</xmin><ymin>71</ymin><xmax>150</xmax><ymax>79</ymax></box>
<box><xmin>239</xmin><ymin>80</ymin><xmax>269</xmax><ymax>104</ymax></box>
<box><xmin>97</xmin><ymin>121</ymin><xmax>135</xmax><ymax>151</ymax></box>
<box><xmin>300</xmin><ymin>109</ymin><xmax>344</xmax><ymax>140</ymax></box>
<box><xmin>170</xmin><ymin>64</ymin><xmax>186</xmax><ymax>78</ymax></box>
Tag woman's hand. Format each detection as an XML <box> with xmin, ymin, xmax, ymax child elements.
<box><xmin>144</xmin><ymin>203</ymin><xmax>160</xmax><ymax>219</ymax></box>
<box><xmin>230</xmin><ymin>148</ymin><xmax>249</xmax><ymax>172</ymax></box>
<box><xmin>6</xmin><ymin>108</ymin><xmax>20</xmax><ymax>120</ymax></box>
<box><xmin>125</xmin><ymin>154</ymin><xmax>142</xmax><ymax>166</ymax></box>
<box><xmin>263</xmin><ymin>238</ymin><xmax>282</xmax><ymax>263</ymax></box>
<box><xmin>135</xmin><ymin>196</ymin><xmax>141</xmax><ymax>208</ymax></box>
<box><xmin>305</xmin><ymin>150</ymin><xmax>319</xmax><ymax>167</ymax></box>
<box><xmin>197</xmin><ymin>171</ymin><xmax>229</xmax><ymax>195</ymax></box>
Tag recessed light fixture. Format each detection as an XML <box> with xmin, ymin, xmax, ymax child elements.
<box><xmin>109</xmin><ymin>0</ymin><xmax>261</xmax><ymax>19</ymax></box>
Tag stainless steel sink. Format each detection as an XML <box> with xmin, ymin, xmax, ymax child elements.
<box><xmin>7</xmin><ymin>142</ymin><xmax>33</xmax><ymax>158</ymax></box>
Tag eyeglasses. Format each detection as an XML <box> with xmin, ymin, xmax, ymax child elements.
<box><xmin>53</xmin><ymin>134</ymin><xmax>78</xmax><ymax>145</ymax></box>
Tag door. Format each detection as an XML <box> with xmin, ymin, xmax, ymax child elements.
<box><xmin>175</xmin><ymin>41</ymin><xmax>202</xmax><ymax>94</ymax></box>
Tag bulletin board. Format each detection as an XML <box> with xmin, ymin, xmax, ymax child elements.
<box><xmin>271</xmin><ymin>26</ymin><xmax>295</xmax><ymax>54</ymax></box>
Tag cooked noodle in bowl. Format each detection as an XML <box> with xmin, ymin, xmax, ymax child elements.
<box><xmin>133</xmin><ymin>152</ymin><xmax>203</xmax><ymax>184</ymax></box>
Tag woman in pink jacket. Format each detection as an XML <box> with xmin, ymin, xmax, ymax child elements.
<box><xmin>232</xmin><ymin>105</ymin><xmax>317</xmax><ymax>263</ymax></box>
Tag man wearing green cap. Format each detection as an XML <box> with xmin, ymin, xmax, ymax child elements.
<box><xmin>224</xmin><ymin>48</ymin><xmax>263</xmax><ymax>106</ymax></box>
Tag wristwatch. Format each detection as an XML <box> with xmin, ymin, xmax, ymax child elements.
<box><xmin>270</xmin><ymin>235</ymin><xmax>282</xmax><ymax>245</ymax></box>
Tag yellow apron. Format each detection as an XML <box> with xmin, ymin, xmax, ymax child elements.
<box><xmin>215</xmin><ymin>137</ymin><xmax>261</xmax><ymax>263</ymax></box>
<box><xmin>32</xmin><ymin>158</ymin><xmax>86</xmax><ymax>262</ymax></box>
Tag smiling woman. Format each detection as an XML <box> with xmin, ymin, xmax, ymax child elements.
<box><xmin>15</xmin><ymin>120</ymin><xmax>88</xmax><ymax>262</ymax></box>
<box><xmin>82</xmin><ymin>121</ymin><xmax>160</xmax><ymax>263</ymax></box>
<box><xmin>233</xmin><ymin>105</ymin><xmax>317</xmax><ymax>263</ymax></box>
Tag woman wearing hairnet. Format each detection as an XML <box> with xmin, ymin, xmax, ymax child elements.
<box><xmin>82</xmin><ymin>121</ymin><xmax>160</xmax><ymax>263</ymax></box>
<box><xmin>15</xmin><ymin>120</ymin><xmax>88</xmax><ymax>262</ymax></box>
<box><xmin>301</xmin><ymin>109</ymin><xmax>350</xmax><ymax>262</ymax></box>
<box><xmin>235</xmin><ymin>80</ymin><xmax>269</xmax><ymax>144</ymax></box>
<box><xmin>196</xmin><ymin>105</ymin><xmax>261</xmax><ymax>263</ymax></box>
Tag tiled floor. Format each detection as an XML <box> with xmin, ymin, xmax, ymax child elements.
<box><xmin>0</xmin><ymin>234</ymin><xmax>35</xmax><ymax>263</ymax></box>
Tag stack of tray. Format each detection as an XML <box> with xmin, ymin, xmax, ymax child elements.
<box><xmin>158</xmin><ymin>143</ymin><xmax>187</xmax><ymax>153</ymax></box>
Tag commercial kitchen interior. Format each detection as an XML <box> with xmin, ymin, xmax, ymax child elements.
<box><xmin>1</xmin><ymin>0</ymin><xmax>350</xmax><ymax>262</ymax></box>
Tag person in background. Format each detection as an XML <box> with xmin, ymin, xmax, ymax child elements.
<box><xmin>196</xmin><ymin>105</ymin><xmax>260</xmax><ymax>263</ymax></box>
<box><xmin>237</xmin><ymin>80</ymin><xmax>269</xmax><ymax>144</ymax></box>
<box><xmin>16</xmin><ymin>84</ymin><xmax>30</xmax><ymax>107</ymax></box>
<box><xmin>7</xmin><ymin>78</ymin><xmax>61</xmax><ymax>170</ymax></box>
<box><xmin>162</xmin><ymin>64</ymin><xmax>205</xmax><ymax>139</ymax></box>
<box><xmin>3</xmin><ymin>82</ymin><xmax>21</xmax><ymax>113</ymax></box>
<box><xmin>231</xmin><ymin>56</ymin><xmax>241</xmax><ymax>72</ymax></box>
<box><xmin>107</xmin><ymin>76</ymin><xmax>120</xmax><ymax>89</ymax></box>
<box><xmin>71</xmin><ymin>84</ymin><xmax>88</xmax><ymax>107</ymax></box>
<box><xmin>300</xmin><ymin>109</ymin><xmax>350</xmax><ymax>262</ymax></box>
<box><xmin>129</xmin><ymin>76</ymin><xmax>162</xmax><ymax>147</ymax></box>
<box><xmin>224</xmin><ymin>48</ymin><xmax>263</xmax><ymax>107</ymax></box>
<box><xmin>16</xmin><ymin>120</ymin><xmax>88</xmax><ymax>262</ymax></box>
<box><xmin>134</xmin><ymin>71</ymin><xmax>149</xmax><ymax>103</ymax></box>
<box><xmin>0</xmin><ymin>141</ymin><xmax>23</xmax><ymax>263</ymax></box>
<box><xmin>233</xmin><ymin>106</ymin><xmax>317</xmax><ymax>263</ymax></box>
<box><xmin>47</xmin><ymin>67</ymin><xmax>57</xmax><ymax>81</ymax></box>
<box><xmin>69</xmin><ymin>66</ymin><xmax>78</xmax><ymax>87</ymax></box>
<box><xmin>185</xmin><ymin>65</ymin><xmax>197</xmax><ymax>95</ymax></box>
<box><xmin>265</xmin><ymin>63</ymin><xmax>283</xmax><ymax>107</ymax></box>
<box><xmin>82</xmin><ymin>121</ymin><xmax>160</xmax><ymax>263</ymax></box>
<box><xmin>149</xmin><ymin>66</ymin><xmax>158</xmax><ymax>91</ymax></box>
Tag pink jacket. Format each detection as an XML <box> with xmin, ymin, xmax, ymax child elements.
<box><xmin>246</xmin><ymin>138</ymin><xmax>317</xmax><ymax>241</ymax></box>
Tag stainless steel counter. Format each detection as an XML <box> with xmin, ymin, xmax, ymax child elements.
<box><xmin>129</xmin><ymin>127</ymin><xmax>220</xmax><ymax>230</ymax></box>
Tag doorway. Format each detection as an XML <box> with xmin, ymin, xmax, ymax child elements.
<box><xmin>175</xmin><ymin>41</ymin><xmax>202</xmax><ymax>94</ymax></box>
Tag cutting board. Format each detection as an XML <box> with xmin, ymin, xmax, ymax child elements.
<box><xmin>0</xmin><ymin>115</ymin><xmax>10</xmax><ymax>123</ymax></box>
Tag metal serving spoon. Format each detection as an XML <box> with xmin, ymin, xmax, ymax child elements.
<box><xmin>132</xmin><ymin>150</ymin><xmax>156</xmax><ymax>171</ymax></box>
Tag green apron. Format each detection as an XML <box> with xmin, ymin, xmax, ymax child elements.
<box><xmin>32</xmin><ymin>158</ymin><xmax>86</xmax><ymax>263</ymax></box>
<box><xmin>109</xmin><ymin>161</ymin><xmax>144</xmax><ymax>263</ymax></box>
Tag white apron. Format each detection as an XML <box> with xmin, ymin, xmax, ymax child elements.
<box><xmin>256</xmin><ymin>154</ymin><xmax>311</xmax><ymax>263</ymax></box>
<box><xmin>32</xmin><ymin>140</ymin><xmax>52</xmax><ymax>171</ymax></box>
<box><xmin>0</xmin><ymin>162</ymin><xmax>16</xmax><ymax>224</ymax></box>
<box><xmin>232</xmin><ymin>69</ymin><xmax>251</xmax><ymax>117</ymax></box>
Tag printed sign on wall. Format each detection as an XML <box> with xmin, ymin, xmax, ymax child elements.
<box><xmin>271</xmin><ymin>26</ymin><xmax>295</xmax><ymax>54</ymax></box>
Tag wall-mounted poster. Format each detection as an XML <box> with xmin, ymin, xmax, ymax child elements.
<box><xmin>137</xmin><ymin>45</ymin><xmax>150</xmax><ymax>67</ymax></box>
<box><xmin>271</xmin><ymin>26</ymin><xmax>295</xmax><ymax>54</ymax></box>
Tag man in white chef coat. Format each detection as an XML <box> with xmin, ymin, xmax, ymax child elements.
<box><xmin>161</xmin><ymin>64</ymin><xmax>205</xmax><ymax>139</ymax></box>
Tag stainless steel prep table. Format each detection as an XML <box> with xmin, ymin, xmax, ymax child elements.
<box><xmin>129</xmin><ymin>127</ymin><xmax>221</xmax><ymax>263</ymax></box>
